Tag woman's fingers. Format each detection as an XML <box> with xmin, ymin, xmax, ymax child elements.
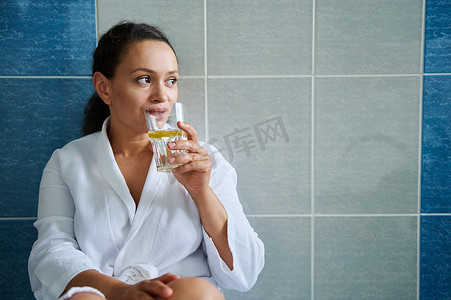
<box><xmin>121</xmin><ymin>274</ymin><xmax>179</xmax><ymax>299</ymax></box>
<box><xmin>156</xmin><ymin>273</ymin><xmax>180</xmax><ymax>284</ymax></box>
<box><xmin>172</xmin><ymin>158</ymin><xmax>210</xmax><ymax>174</ymax></box>
<box><xmin>169</xmin><ymin>122</ymin><xmax>212</xmax><ymax>176</ymax></box>
<box><xmin>168</xmin><ymin>138</ymin><xmax>208</xmax><ymax>155</ymax></box>
<box><xmin>177</xmin><ymin>121</ymin><xmax>198</xmax><ymax>143</ymax></box>
<box><xmin>139</xmin><ymin>280</ymin><xmax>172</xmax><ymax>298</ymax></box>
<box><xmin>168</xmin><ymin>144</ymin><xmax>210</xmax><ymax>170</ymax></box>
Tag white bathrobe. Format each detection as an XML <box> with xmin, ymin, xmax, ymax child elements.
<box><xmin>28</xmin><ymin>119</ymin><xmax>264</xmax><ymax>300</ymax></box>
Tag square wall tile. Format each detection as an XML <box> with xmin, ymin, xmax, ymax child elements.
<box><xmin>420</xmin><ymin>215</ymin><xmax>451</xmax><ymax>299</ymax></box>
<box><xmin>224</xmin><ymin>217</ymin><xmax>311</xmax><ymax>299</ymax></box>
<box><xmin>0</xmin><ymin>219</ymin><xmax>36</xmax><ymax>299</ymax></box>
<box><xmin>315</xmin><ymin>77</ymin><xmax>420</xmax><ymax>214</ymax></box>
<box><xmin>97</xmin><ymin>0</ymin><xmax>205</xmax><ymax>76</ymax></box>
<box><xmin>207</xmin><ymin>0</ymin><xmax>312</xmax><ymax>75</ymax></box>
<box><xmin>177</xmin><ymin>78</ymin><xmax>206</xmax><ymax>141</ymax></box>
<box><xmin>315</xmin><ymin>217</ymin><xmax>417</xmax><ymax>299</ymax></box>
<box><xmin>0</xmin><ymin>78</ymin><xmax>94</xmax><ymax>217</ymax></box>
<box><xmin>424</xmin><ymin>0</ymin><xmax>451</xmax><ymax>73</ymax></box>
<box><xmin>0</xmin><ymin>0</ymin><xmax>96</xmax><ymax>76</ymax></box>
<box><xmin>208</xmin><ymin>78</ymin><xmax>311</xmax><ymax>214</ymax></box>
<box><xmin>315</xmin><ymin>0</ymin><xmax>423</xmax><ymax>75</ymax></box>
<box><xmin>421</xmin><ymin>75</ymin><xmax>451</xmax><ymax>213</ymax></box>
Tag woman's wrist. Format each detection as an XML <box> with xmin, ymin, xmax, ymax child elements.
<box><xmin>64</xmin><ymin>270</ymin><xmax>129</xmax><ymax>300</ymax></box>
<box><xmin>59</xmin><ymin>286</ymin><xmax>106</xmax><ymax>300</ymax></box>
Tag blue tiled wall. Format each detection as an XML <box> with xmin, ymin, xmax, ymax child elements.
<box><xmin>424</xmin><ymin>0</ymin><xmax>451</xmax><ymax>74</ymax></box>
<box><xmin>0</xmin><ymin>1</ymin><xmax>95</xmax><ymax>76</ymax></box>
<box><xmin>420</xmin><ymin>0</ymin><xmax>451</xmax><ymax>298</ymax></box>
<box><xmin>0</xmin><ymin>1</ymin><xmax>96</xmax><ymax>299</ymax></box>
<box><xmin>421</xmin><ymin>75</ymin><xmax>451</xmax><ymax>213</ymax></box>
<box><xmin>420</xmin><ymin>216</ymin><xmax>451</xmax><ymax>299</ymax></box>
<box><xmin>0</xmin><ymin>220</ymin><xmax>36</xmax><ymax>299</ymax></box>
<box><xmin>0</xmin><ymin>78</ymin><xmax>94</xmax><ymax>217</ymax></box>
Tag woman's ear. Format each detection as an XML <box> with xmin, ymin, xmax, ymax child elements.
<box><xmin>93</xmin><ymin>72</ymin><xmax>112</xmax><ymax>105</ymax></box>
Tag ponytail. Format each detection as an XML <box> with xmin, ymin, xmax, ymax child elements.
<box><xmin>81</xmin><ymin>92</ymin><xmax>110</xmax><ymax>135</ymax></box>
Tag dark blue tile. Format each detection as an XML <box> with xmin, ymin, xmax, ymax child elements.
<box><xmin>0</xmin><ymin>219</ymin><xmax>36</xmax><ymax>299</ymax></box>
<box><xmin>421</xmin><ymin>75</ymin><xmax>451</xmax><ymax>213</ymax></box>
<box><xmin>420</xmin><ymin>215</ymin><xmax>451</xmax><ymax>300</ymax></box>
<box><xmin>0</xmin><ymin>1</ymin><xmax>96</xmax><ymax>76</ymax></box>
<box><xmin>0</xmin><ymin>78</ymin><xmax>95</xmax><ymax>217</ymax></box>
<box><xmin>424</xmin><ymin>0</ymin><xmax>451</xmax><ymax>73</ymax></box>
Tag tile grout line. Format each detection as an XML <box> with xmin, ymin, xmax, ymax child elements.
<box><xmin>1</xmin><ymin>73</ymin><xmax>449</xmax><ymax>80</ymax></box>
<box><xmin>0</xmin><ymin>217</ymin><xmax>37</xmax><ymax>220</ymax></box>
<box><xmin>3</xmin><ymin>214</ymin><xmax>448</xmax><ymax>221</ymax></box>
<box><xmin>417</xmin><ymin>0</ymin><xmax>427</xmax><ymax>298</ymax></box>
<box><xmin>311</xmin><ymin>0</ymin><xmax>317</xmax><ymax>299</ymax></box>
<box><xmin>0</xmin><ymin>76</ymin><xmax>92</xmax><ymax>79</ymax></box>
<box><xmin>423</xmin><ymin>73</ymin><xmax>451</xmax><ymax>76</ymax></box>
<box><xmin>204</xmin><ymin>0</ymin><xmax>209</xmax><ymax>142</ymax></box>
<box><xmin>95</xmin><ymin>0</ymin><xmax>99</xmax><ymax>45</ymax></box>
<box><xmin>184</xmin><ymin>73</ymin><xmax>428</xmax><ymax>79</ymax></box>
<box><xmin>246</xmin><ymin>214</ymin><xmax>440</xmax><ymax>218</ymax></box>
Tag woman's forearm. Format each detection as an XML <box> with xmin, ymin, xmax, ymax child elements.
<box><xmin>189</xmin><ymin>187</ymin><xmax>234</xmax><ymax>270</ymax></box>
<box><xmin>63</xmin><ymin>269</ymin><xmax>128</xmax><ymax>300</ymax></box>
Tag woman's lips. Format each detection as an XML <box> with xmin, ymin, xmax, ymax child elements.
<box><xmin>147</xmin><ymin>106</ymin><xmax>168</xmax><ymax>120</ymax></box>
<box><xmin>149</xmin><ymin>107</ymin><xmax>167</xmax><ymax>114</ymax></box>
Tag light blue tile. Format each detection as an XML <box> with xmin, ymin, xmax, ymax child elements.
<box><xmin>224</xmin><ymin>217</ymin><xmax>311</xmax><ymax>299</ymax></box>
<box><xmin>97</xmin><ymin>0</ymin><xmax>205</xmax><ymax>76</ymax></box>
<box><xmin>208</xmin><ymin>78</ymin><xmax>311</xmax><ymax>214</ymax></box>
<box><xmin>316</xmin><ymin>0</ymin><xmax>423</xmax><ymax>75</ymax></box>
<box><xmin>207</xmin><ymin>0</ymin><xmax>312</xmax><ymax>75</ymax></box>
<box><xmin>420</xmin><ymin>215</ymin><xmax>451</xmax><ymax>299</ymax></box>
<box><xmin>421</xmin><ymin>75</ymin><xmax>451</xmax><ymax>213</ymax></box>
<box><xmin>0</xmin><ymin>219</ymin><xmax>36</xmax><ymax>299</ymax></box>
<box><xmin>424</xmin><ymin>0</ymin><xmax>451</xmax><ymax>73</ymax></box>
<box><xmin>0</xmin><ymin>78</ymin><xmax>94</xmax><ymax>217</ymax></box>
<box><xmin>315</xmin><ymin>217</ymin><xmax>417</xmax><ymax>299</ymax></box>
<box><xmin>177</xmin><ymin>78</ymin><xmax>206</xmax><ymax>141</ymax></box>
<box><xmin>315</xmin><ymin>77</ymin><xmax>420</xmax><ymax>214</ymax></box>
<box><xmin>0</xmin><ymin>0</ymin><xmax>96</xmax><ymax>76</ymax></box>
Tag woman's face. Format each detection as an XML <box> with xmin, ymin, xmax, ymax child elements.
<box><xmin>106</xmin><ymin>39</ymin><xmax>178</xmax><ymax>134</ymax></box>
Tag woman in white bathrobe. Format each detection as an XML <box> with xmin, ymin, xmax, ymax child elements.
<box><xmin>28</xmin><ymin>22</ymin><xmax>264</xmax><ymax>300</ymax></box>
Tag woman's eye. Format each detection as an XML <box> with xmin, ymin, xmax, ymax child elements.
<box><xmin>168</xmin><ymin>78</ymin><xmax>177</xmax><ymax>86</ymax></box>
<box><xmin>137</xmin><ymin>76</ymin><xmax>150</xmax><ymax>84</ymax></box>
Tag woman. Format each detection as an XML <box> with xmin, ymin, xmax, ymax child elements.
<box><xmin>28</xmin><ymin>22</ymin><xmax>264</xmax><ymax>300</ymax></box>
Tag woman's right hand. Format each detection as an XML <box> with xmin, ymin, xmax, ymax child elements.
<box><xmin>118</xmin><ymin>273</ymin><xmax>180</xmax><ymax>299</ymax></box>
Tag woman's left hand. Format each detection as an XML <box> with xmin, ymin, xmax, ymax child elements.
<box><xmin>168</xmin><ymin>122</ymin><xmax>211</xmax><ymax>196</ymax></box>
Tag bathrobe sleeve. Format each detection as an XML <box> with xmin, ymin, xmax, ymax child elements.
<box><xmin>28</xmin><ymin>149</ymin><xmax>99</xmax><ymax>300</ymax></box>
<box><xmin>201</xmin><ymin>144</ymin><xmax>265</xmax><ymax>292</ymax></box>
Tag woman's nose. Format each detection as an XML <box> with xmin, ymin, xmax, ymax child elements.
<box><xmin>150</xmin><ymin>82</ymin><xmax>169</xmax><ymax>102</ymax></box>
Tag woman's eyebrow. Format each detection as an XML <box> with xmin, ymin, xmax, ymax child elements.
<box><xmin>131</xmin><ymin>67</ymin><xmax>178</xmax><ymax>75</ymax></box>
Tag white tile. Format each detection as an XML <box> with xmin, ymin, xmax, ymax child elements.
<box><xmin>315</xmin><ymin>217</ymin><xmax>417</xmax><ymax>299</ymax></box>
<box><xmin>224</xmin><ymin>217</ymin><xmax>311</xmax><ymax>299</ymax></box>
<box><xmin>97</xmin><ymin>0</ymin><xmax>205</xmax><ymax>76</ymax></box>
<box><xmin>315</xmin><ymin>0</ymin><xmax>423</xmax><ymax>75</ymax></box>
<box><xmin>207</xmin><ymin>0</ymin><xmax>312</xmax><ymax>75</ymax></box>
<box><xmin>208</xmin><ymin>78</ymin><xmax>311</xmax><ymax>214</ymax></box>
<box><xmin>315</xmin><ymin>76</ymin><xmax>420</xmax><ymax>214</ymax></box>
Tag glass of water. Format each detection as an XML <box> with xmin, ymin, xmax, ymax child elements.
<box><xmin>144</xmin><ymin>102</ymin><xmax>187</xmax><ymax>172</ymax></box>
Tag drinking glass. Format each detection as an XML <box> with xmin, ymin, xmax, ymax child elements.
<box><xmin>144</xmin><ymin>102</ymin><xmax>187</xmax><ymax>172</ymax></box>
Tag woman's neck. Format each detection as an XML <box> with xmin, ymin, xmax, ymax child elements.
<box><xmin>107</xmin><ymin>121</ymin><xmax>150</xmax><ymax>158</ymax></box>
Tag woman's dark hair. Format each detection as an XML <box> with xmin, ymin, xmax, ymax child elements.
<box><xmin>82</xmin><ymin>21</ymin><xmax>176</xmax><ymax>135</ymax></box>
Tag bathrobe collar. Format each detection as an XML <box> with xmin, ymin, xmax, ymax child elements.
<box><xmin>95</xmin><ymin>117</ymin><xmax>166</xmax><ymax>222</ymax></box>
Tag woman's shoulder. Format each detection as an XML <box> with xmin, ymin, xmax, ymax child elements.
<box><xmin>62</xmin><ymin>131</ymin><xmax>100</xmax><ymax>152</ymax></box>
<box><xmin>50</xmin><ymin>131</ymin><xmax>101</xmax><ymax>163</ymax></box>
